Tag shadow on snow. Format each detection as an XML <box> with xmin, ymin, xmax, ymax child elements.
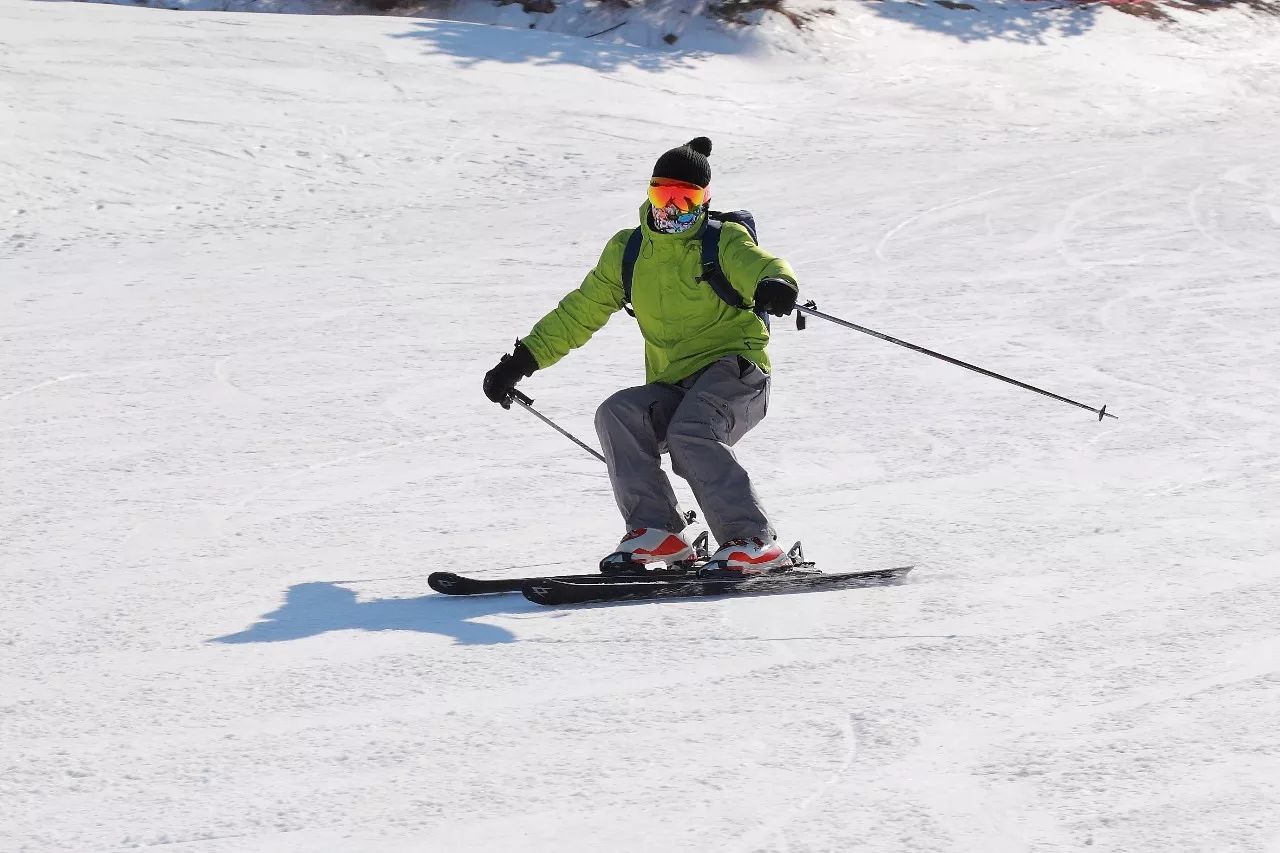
<box><xmin>211</xmin><ymin>581</ymin><xmax>536</xmax><ymax>646</ymax></box>
<box><xmin>389</xmin><ymin>4</ymin><xmax>1106</xmax><ymax>65</ymax></box>
<box><xmin>863</xmin><ymin>0</ymin><xmax>1102</xmax><ymax>43</ymax></box>
<box><xmin>389</xmin><ymin>20</ymin><xmax>707</xmax><ymax>71</ymax></box>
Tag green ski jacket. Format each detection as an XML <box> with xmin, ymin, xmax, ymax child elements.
<box><xmin>521</xmin><ymin>202</ymin><xmax>797</xmax><ymax>386</ymax></box>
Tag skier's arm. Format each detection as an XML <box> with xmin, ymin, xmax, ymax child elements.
<box><xmin>717</xmin><ymin>221</ymin><xmax>798</xmax><ymax>308</ymax></box>
<box><xmin>520</xmin><ymin>233</ymin><xmax>627</xmax><ymax>371</ymax></box>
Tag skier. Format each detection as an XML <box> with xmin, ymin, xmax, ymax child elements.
<box><xmin>482</xmin><ymin>137</ymin><xmax>799</xmax><ymax>575</ymax></box>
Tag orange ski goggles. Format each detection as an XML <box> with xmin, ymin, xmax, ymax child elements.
<box><xmin>648</xmin><ymin>179</ymin><xmax>709</xmax><ymax>213</ymax></box>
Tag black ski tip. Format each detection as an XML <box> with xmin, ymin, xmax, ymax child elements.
<box><xmin>427</xmin><ymin>572</ymin><xmax>463</xmax><ymax>594</ymax></box>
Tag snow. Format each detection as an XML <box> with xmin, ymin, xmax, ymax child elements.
<box><xmin>3</xmin><ymin>0</ymin><xmax>1280</xmax><ymax>850</ymax></box>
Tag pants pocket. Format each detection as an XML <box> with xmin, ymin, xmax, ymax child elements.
<box><xmin>731</xmin><ymin>358</ymin><xmax>769</xmax><ymax>431</ymax></box>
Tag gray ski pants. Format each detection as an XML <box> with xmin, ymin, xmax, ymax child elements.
<box><xmin>594</xmin><ymin>355</ymin><xmax>774</xmax><ymax>544</ymax></box>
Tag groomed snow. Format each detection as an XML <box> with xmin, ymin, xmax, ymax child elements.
<box><xmin>2</xmin><ymin>1</ymin><xmax>1279</xmax><ymax>850</ymax></box>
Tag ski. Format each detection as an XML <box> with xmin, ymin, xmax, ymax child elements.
<box><xmin>427</xmin><ymin>567</ymin><xmax>696</xmax><ymax>596</ymax></box>
<box><xmin>522</xmin><ymin>565</ymin><xmax>914</xmax><ymax>606</ymax></box>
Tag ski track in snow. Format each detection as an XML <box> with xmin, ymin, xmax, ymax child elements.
<box><xmin>3</xmin><ymin>0</ymin><xmax>1280</xmax><ymax>851</ymax></box>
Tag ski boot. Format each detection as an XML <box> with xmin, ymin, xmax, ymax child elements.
<box><xmin>600</xmin><ymin>528</ymin><xmax>696</xmax><ymax>574</ymax></box>
<box><xmin>700</xmin><ymin>537</ymin><xmax>795</xmax><ymax>578</ymax></box>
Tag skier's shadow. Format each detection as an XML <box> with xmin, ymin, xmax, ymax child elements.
<box><xmin>211</xmin><ymin>582</ymin><xmax>534</xmax><ymax>647</ymax></box>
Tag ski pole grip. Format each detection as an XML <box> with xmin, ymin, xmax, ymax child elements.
<box><xmin>511</xmin><ymin>389</ymin><xmax>534</xmax><ymax>406</ymax></box>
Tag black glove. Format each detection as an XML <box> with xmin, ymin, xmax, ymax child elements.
<box><xmin>483</xmin><ymin>340</ymin><xmax>538</xmax><ymax>408</ymax></box>
<box><xmin>753</xmin><ymin>277</ymin><xmax>798</xmax><ymax>317</ymax></box>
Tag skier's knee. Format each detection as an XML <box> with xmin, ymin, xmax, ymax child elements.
<box><xmin>595</xmin><ymin>389</ymin><xmax>642</xmax><ymax>435</ymax></box>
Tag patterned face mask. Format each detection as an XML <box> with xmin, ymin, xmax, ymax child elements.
<box><xmin>651</xmin><ymin>201</ymin><xmax>702</xmax><ymax>234</ymax></box>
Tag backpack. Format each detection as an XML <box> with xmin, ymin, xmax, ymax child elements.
<box><xmin>620</xmin><ymin>210</ymin><xmax>770</xmax><ymax>328</ymax></box>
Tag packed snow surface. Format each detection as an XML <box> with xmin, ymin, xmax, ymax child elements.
<box><xmin>3</xmin><ymin>1</ymin><xmax>1280</xmax><ymax>850</ymax></box>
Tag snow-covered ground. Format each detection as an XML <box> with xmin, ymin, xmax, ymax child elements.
<box><xmin>3</xmin><ymin>1</ymin><xmax>1280</xmax><ymax>850</ymax></box>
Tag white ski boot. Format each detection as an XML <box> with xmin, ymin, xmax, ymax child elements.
<box><xmin>703</xmin><ymin>537</ymin><xmax>794</xmax><ymax>577</ymax></box>
<box><xmin>600</xmin><ymin>528</ymin><xmax>695</xmax><ymax>573</ymax></box>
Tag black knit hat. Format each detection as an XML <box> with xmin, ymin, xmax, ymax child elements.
<box><xmin>652</xmin><ymin>137</ymin><xmax>713</xmax><ymax>188</ymax></box>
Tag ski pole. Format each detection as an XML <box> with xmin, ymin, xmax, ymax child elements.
<box><xmin>794</xmin><ymin>302</ymin><xmax>1117</xmax><ymax>421</ymax></box>
<box><xmin>509</xmin><ymin>389</ymin><xmax>607</xmax><ymax>463</ymax></box>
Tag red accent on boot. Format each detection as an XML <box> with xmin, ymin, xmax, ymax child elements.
<box><xmin>710</xmin><ymin>537</ymin><xmax>790</xmax><ymax>575</ymax></box>
<box><xmin>617</xmin><ymin>529</ymin><xmax>694</xmax><ymax>564</ymax></box>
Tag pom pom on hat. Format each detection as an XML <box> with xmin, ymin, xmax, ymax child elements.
<box><xmin>686</xmin><ymin>136</ymin><xmax>712</xmax><ymax>157</ymax></box>
<box><xmin>652</xmin><ymin>137</ymin><xmax>713</xmax><ymax>188</ymax></box>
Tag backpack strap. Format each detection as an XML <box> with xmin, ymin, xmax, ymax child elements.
<box><xmin>698</xmin><ymin>218</ymin><xmax>744</xmax><ymax>309</ymax></box>
<box><xmin>700</xmin><ymin>216</ymin><xmax>770</xmax><ymax>329</ymax></box>
<box><xmin>620</xmin><ymin>227</ymin><xmax>643</xmax><ymax>317</ymax></box>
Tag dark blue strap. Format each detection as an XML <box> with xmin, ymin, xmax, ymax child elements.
<box><xmin>698</xmin><ymin>219</ymin><xmax>744</xmax><ymax>309</ymax></box>
<box><xmin>700</xmin><ymin>218</ymin><xmax>769</xmax><ymax>329</ymax></box>
<box><xmin>621</xmin><ymin>228</ymin><xmax>643</xmax><ymax>317</ymax></box>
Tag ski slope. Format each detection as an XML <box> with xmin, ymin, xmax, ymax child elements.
<box><xmin>3</xmin><ymin>1</ymin><xmax>1280</xmax><ymax>850</ymax></box>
